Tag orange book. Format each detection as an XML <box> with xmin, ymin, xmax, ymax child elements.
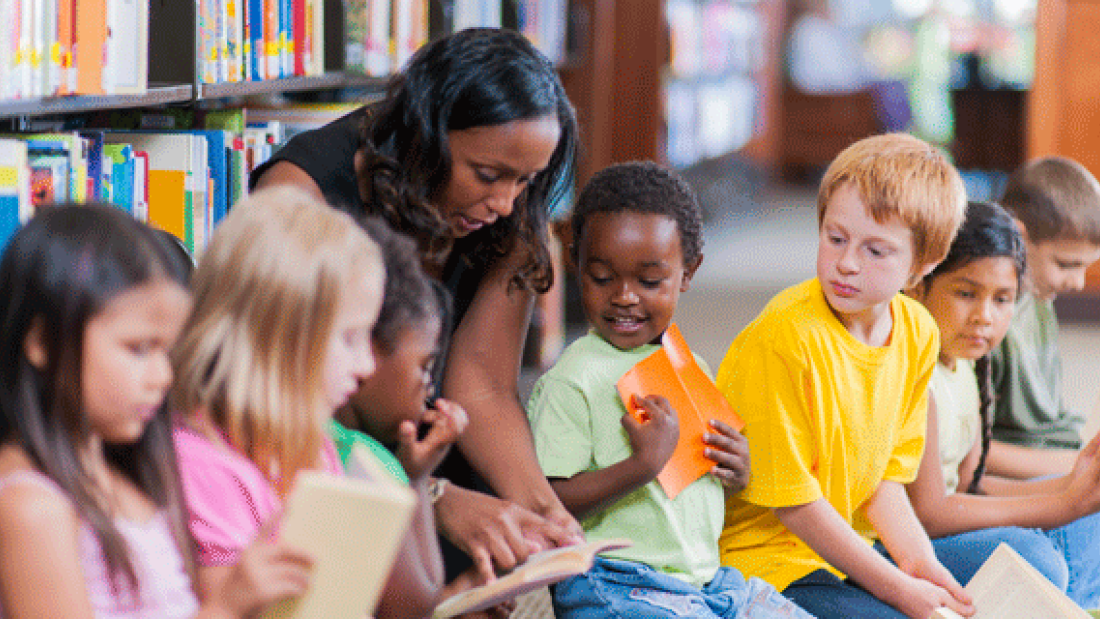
<box><xmin>55</xmin><ymin>0</ymin><xmax>75</xmax><ymax>95</ymax></box>
<box><xmin>616</xmin><ymin>324</ymin><xmax>745</xmax><ymax>499</ymax></box>
<box><xmin>73</xmin><ymin>0</ymin><xmax>107</xmax><ymax>94</ymax></box>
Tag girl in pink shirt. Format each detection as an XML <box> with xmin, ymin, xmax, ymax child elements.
<box><xmin>0</xmin><ymin>204</ymin><xmax>307</xmax><ymax>617</ymax></box>
<box><xmin>170</xmin><ymin>187</ymin><xmax>385</xmax><ymax>609</ymax></box>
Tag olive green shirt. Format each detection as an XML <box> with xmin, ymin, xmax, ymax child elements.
<box><xmin>990</xmin><ymin>293</ymin><xmax>1084</xmax><ymax>449</ymax></box>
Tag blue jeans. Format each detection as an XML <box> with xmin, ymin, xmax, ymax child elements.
<box><xmin>782</xmin><ymin>569</ymin><xmax>906</xmax><ymax>619</ymax></box>
<box><xmin>929</xmin><ymin>526</ymin><xmax>1068</xmax><ymax>590</ymax></box>
<box><xmin>1046</xmin><ymin>510</ymin><xmax>1100</xmax><ymax>608</ymax></box>
<box><xmin>552</xmin><ymin>556</ymin><xmax>815</xmax><ymax>618</ymax></box>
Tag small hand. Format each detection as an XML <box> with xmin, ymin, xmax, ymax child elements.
<box><xmin>895</xmin><ymin>561</ymin><xmax>974</xmax><ymax>619</ymax></box>
<box><xmin>621</xmin><ymin>395</ymin><xmax>680</xmax><ymax>479</ymax></box>
<box><xmin>703</xmin><ymin>419</ymin><xmax>751</xmax><ymax>492</ymax></box>
<box><xmin>395</xmin><ymin>398</ymin><xmax>468</xmax><ymax>482</ymax></box>
<box><xmin>1064</xmin><ymin>429</ymin><xmax>1100</xmax><ymax>517</ymax></box>
<box><xmin>214</xmin><ymin>517</ymin><xmax>315</xmax><ymax>616</ymax></box>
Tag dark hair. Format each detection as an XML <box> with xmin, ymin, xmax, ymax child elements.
<box><xmin>1000</xmin><ymin>156</ymin><xmax>1100</xmax><ymax>245</ymax></box>
<box><xmin>0</xmin><ymin>205</ymin><xmax>195</xmax><ymax>594</ymax></box>
<box><xmin>359</xmin><ymin>27</ymin><xmax>577</xmax><ymax>293</ymax></box>
<box><xmin>359</xmin><ymin>217</ymin><xmax>448</xmax><ymax>355</ymax></box>
<box><xmin>919</xmin><ymin>201</ymin><xmax>1026</xmax><ymax>494</ymax></box>
<box><xmin>570</xmin><ymin>161</ymin><xmax>704</xmax><ymax>266</ymax></box>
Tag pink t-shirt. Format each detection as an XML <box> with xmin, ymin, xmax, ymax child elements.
<box><xmin>0</xmin><ymin>470</ymin><xmax>199</xmax><ymax>618</ymax></box>
<box><xmin>173</xmin><ymin>424</ymin><xmax>343</xmax><ymax>566</ymax></box>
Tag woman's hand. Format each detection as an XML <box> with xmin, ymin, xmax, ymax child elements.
<box><xmin>434</xmin><ymin>483</ymin><xmax>581</xmax><ymax>581</ymax></box>
<box><xmin>621</xmin><ymin>395</ymin><xmax>680</xmax><ymax>479</ymax></box>
<box><xmin>396</xmin><ymin>398</ymin><xmax>469</xmax><ymax>483</ymax></box>
<box><xmin>209</xmin><ymin>519</ymin><xmax>315</xmax><ymax>617</ymax></box>
<box><xmin>703</xmin><ymin>419</ymin><xmax>751</xmax><ymax>493</ymax></box>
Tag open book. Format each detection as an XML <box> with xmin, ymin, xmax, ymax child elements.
<box><xmin>262</xmin><ymin>464</ymin><xmax>417</xmax><ymax>618</ymax></box>
<box><xmin>930</xmin><ymin>543</ymin><xmax>1091</xmax><ymax>619</ymax></box>
<box><xmin>431</xmin><ymin>538</ymin><xmax>633</xmax><ymax>619</ymax></box>
<box><xmin>616</xmin><ymin>323</ymin><xmax>745</xmax><ymax>498</ymax></box>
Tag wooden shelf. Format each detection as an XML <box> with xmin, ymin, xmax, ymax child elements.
<box><xmin>0</xmin><ymin>84</ymin><xmax>195</xmax><ymax>119</ymax></box>
<box><xmin>199</xmin><ymin>72</ymin><xmax>388</xmax><ymax>100</ymax></box>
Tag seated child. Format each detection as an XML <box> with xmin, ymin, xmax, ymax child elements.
<box><xmin>0</xmin><ymin>205</ymin><xmax>309</xmax><ymax>617</ymax></box>
<box><xmin>331</xmin><ymin>217</ymin><xmax>471</xmax><ymax>617</ymax></box>
<box><xmin>907</xmin><ymin>200</ymin><xmax>1100</xmax><ymax>607</ymax></box>
<box><xmin>528</xmin><ymin>161</ymin><xmax>812</xmax><ymax>618</ymax></box>
<box><xmin>170</xmin><ymin>188</ymin><xmax>384</xmax><ymax>607</ymax></box>
<box><xmin>717</xmin><ymin>133</ymin><xmax>972</xmax><ymax>619</ymax></box>
<box><xmin>985</xmin><ymin>156</ymin><xmax>1100</xmax><ymax>480</ymax></box>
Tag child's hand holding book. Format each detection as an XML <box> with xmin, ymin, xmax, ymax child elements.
<box><xmin>622</xmin><ymin>394</ymin><xmax>681</xmax><ymax>480</ymax></box>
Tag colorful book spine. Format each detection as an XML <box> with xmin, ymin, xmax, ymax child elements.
<box><xmin>278</xmin><ymin>0</ymin><xmax>291</xmax><ymax>77</ymax></box>
<box><xmin>291</xmin><ymin>0</ymin><xmax>304</xmax><ymax>76</ymax></box>
<box><xmin>55</xmin><ymin>0</ymin><xmax>74</xmax><ymax>94</ymax></box>
<box><xmin>226</xmin><ymin>0</ymin><xmax>243</xmax><ymax>81</ymax></box>
<box><xmin>0</xmin><ymin>139</ymin><xmax>31</xmax><ymax>251</ymax></box>
<box><xmin>364</xmin><ymin>0</ymin><xmax>391</xmax><ymax>77</ymax></box>
<box><xmin>248</xmin><ymin>0</ymin><xmax>263</xmax><ymax>80</ymax></box>
<box><xmin>263</xmin><ymin>0</ymin><xmax>277</xmax><ymax>79</ymax></box>
<box><xmin>73</xmin><ymin>0</ymin><xmax>108</xmax><ymax>94</ymax></box>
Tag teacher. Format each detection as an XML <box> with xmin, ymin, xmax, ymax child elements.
<box><xmin>251</xmin><ymin>27</ymin><xmax>582</xmax><ymax>577</ymax></box>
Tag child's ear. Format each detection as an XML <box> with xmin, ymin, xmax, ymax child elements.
<box><xmin>23</xmin><ymin>316</ymin><xmax>47</xmax><ymax>370</ymax></box>
<box><xmin>680</xmin><ymin>254</ymin><xmax>704</xmax><ymax>292</ymax></box>
<box><xmin>906</xmin><ymin>261</ymin><xmax>937</xmax><ymax>290</ymax></box>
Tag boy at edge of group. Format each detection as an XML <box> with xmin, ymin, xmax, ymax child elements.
<box><xmin>984</xmin><ymin>156</ymin><xmax>1100</xmax><ymax>481</ymax></box>
<box><xmin>527</xmin><ymin>161</ymin><xmax>813</xmax><ymax>618</ymax></box>
<box><xmin>716</xmin><ymin>133</ymin><xmax>973</xmax><ymax>619</ymax></box>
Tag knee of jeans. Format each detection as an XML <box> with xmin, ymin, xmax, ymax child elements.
<box><xmin>1004</xmin><ymin>535</ymin><xmax>1070</xmax><ymax>590</ymax></box>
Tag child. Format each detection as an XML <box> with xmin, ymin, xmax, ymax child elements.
<box><xmin>528</xmin><ymin>161</ymin><xmax>812</xmax><ymax>618</ymax></box>
<box><xmin>0</xmin><ymin>205</ymin><xmax>311</xmax><ymax>617</ymax></box>
<box><xmin>169</xmin><ymin>188</ymin><xmax>383</xmax><ymax>606</ymax></box>
<box><xmin>907</xmin><ymin>200</ymin><xmax>1100</xmax><ymax>607</ymax></box>
<box><xmin>717</xmin><ymin>133</ymin><xmax>972</xmax><ymax>619</ymax></box>
<box><xmin>330</xmin><ymin>217</ymin><xmax>471</xmax><ymax>617</ymax></box>
<box><xmin>985</xmin><ymin>156</ymin><xmax>1100</xmax><ymax>480</ymax></box>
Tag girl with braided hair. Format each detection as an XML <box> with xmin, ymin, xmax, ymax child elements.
<box><xmin>906</xmin><ymin>200</ymin><xmax>1100</xmax><ymax>608</ymax></box>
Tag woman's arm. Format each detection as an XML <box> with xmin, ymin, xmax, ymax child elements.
<box><xmin>985</xmin><ymin>440</ymin><xmax>1077</xmax><ymax>480</ymax></box>
<box><xmin>907</xmin><ymin>398</ymin><xmax>1095</xmax><ymax>536</ymax></box>
<box><xmin>442</xmin><ymin>246</ymin><xmax>581</xmax><ymax>540</ymax></box>
<box><xmin>776</xmin><ymin>497</ymin><xmax>972</xmax><ymax>619</ymax></box>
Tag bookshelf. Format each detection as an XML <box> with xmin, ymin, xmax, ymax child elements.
<box><xmin>560</xmin><ymin>0</ymin><xmax>783</xmax><ymax>187</ymax></box>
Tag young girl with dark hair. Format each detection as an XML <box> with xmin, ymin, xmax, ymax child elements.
<box><xmin>907</xmin><ymin>200</ymin><xmax>1100</xmax><ymax>607</ymax></box>
<box><xmin>252</xmin><ymin>26</ymin><xmax>583</xmax><ymax>579</ymax></box>
<box><xmin>0</xmin><ymin>205</ymin><xmax>311</xmax><ymax>617</ymax></box>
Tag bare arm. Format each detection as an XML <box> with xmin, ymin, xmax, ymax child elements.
<box><xmin>985</xmin><ymin>439</ymin><xmax>1077</xmax><ymax>480</ymax></box>
<box><xmin>776</xmin><ymin>495</ymin><xmax>973</xmax><ymax>619</ymax></box>
<box><xmin>442</xmin><ymin>247</ymin><xmax>580</xmax><ymax>539</ymax></box>
<box><xmin>550</xmin><ymin>395</ymin><xmax>679</xmax><ymax>520</ymax></box>
<box><xmin>908</xmin><ymin>398</ymin><xmax>1080</xmax><ymax>536</ymax></box>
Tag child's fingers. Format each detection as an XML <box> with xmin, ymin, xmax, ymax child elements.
<box><xmin>433</xmin><ymin>398</ymin><xmax>469</xmax><ymax>433</ymax></box>
<box><xmin>471</xmin><ymin>546</ymin><xmax>497</xmax><ymax>585</ymax></box>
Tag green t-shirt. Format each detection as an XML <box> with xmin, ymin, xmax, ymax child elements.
<box><xmin>990</xmin><ymin>293</ymin><xmax>1084</xmax><ymax>449</ymax></box>
<box><xmin>327</xmin><ymin>420</ymin><xmax>410</xmax><ymax>485</ymax></box>
<box><xmin>527</xmin><ymin>331</ymin><xmax>725</xmax><ymax>588</ymax></box>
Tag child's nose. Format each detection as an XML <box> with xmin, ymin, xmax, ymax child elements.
<box><xmin>837</xmin><ymin>246</ymin><xmax>860</xmax><ymax>274</ymax></box>
<box><xmin>612</xmin><ymin>283</ymin><xmax>639</xmax><ymax>305</ymax></box>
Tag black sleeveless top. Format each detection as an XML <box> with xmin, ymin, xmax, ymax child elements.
<box><xmin>250</xmin><ymin>108</ymin><xmax>489</xmax><ymax>490</ymax></box>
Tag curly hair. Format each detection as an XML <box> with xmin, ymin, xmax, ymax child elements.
<box><xmin>359</xmin><ymin>27</ymin><xmax>577</xmax><ymax>294</ymax></box>
<box><xmin>570</xmin><ymin>161</ymin><xmax>703</xmax><ymax>267</ymax></box>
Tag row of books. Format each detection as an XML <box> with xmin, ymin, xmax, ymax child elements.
<box><xmin>666</xmin><ymin>0</ymin><xmax>764</xmax><ymax>79</ymax></box>
<box><xmin>1</xmin><ymin>0</ymin><xmax>149</xmax><ymax>98</ymax></box>
<box><xmin>344</xmin><ymin>0</ymin><xmax>429</xmax><ymax>77</ymax></box>
<box><xmin>0</xmin><ymin>110</ymin><xmax>286</xmax><ymax>253</ymax></box>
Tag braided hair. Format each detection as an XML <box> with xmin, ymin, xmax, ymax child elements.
<box><xmin>918</xmin><ymin>201</ymin><xmax>1026</xmax><ymax>494</ymax></box>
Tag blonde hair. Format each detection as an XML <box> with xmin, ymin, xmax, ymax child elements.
<box><xmin>172</xmin><ymin>187</ymin><xmax>383</xmax><ymax>494</ymax></box>
<box><xmin>818</xmin><ymin>133</ymin><xmax>967</xmax><ymax>269</ymax></box>
<box><xmin>1000</xmin><ymin>156</ymin><xmax>1100</xmax><ymax>245</ymax></box>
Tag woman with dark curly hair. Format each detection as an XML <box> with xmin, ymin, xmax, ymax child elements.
<box><xmin>251</xmin><ymin>27</ymin><xmax>583</xmax><ymax>583</ymax></box>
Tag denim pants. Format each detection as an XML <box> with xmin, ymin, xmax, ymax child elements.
<box><xmin>552</xmin><ymin>556</ymin><xmax>815</xmax><ymax>618</ymax></box>
<box><xmin>927</xmin><ymin>511</ymin><xmax>1100</xmax><ymax>609</ymax></box>
<box><xmin>782</xmin><ymin>569</ymin><xmax>907</xmax><ymax>619</ymax></box>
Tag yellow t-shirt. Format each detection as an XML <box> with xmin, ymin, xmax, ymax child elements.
<box><xmin>716</xmin><ymin>278</ymin><xmax>938</xmax><ymax>592</ymax></box>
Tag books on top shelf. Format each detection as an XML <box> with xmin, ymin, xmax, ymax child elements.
<box><xmin>930</xmin><ymin>543</ymin><xmax>1092</xmax><ymax>619</ymax></box>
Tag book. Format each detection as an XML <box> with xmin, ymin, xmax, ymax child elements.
<box><xmin>615</xmin><ymin>323</ymin><xmax>745</xmax><ymax>499</ymax></box>
<box><xmin>930</xmin><ymin>543</ymin><xmax>1091</xmax><ymax>619</ymax></box>
<box><xmin>431</xmin><ymin>538</ymin><xmax>634</xmax><ymax>619</ymax></box>
<box><xmin>261</xmin><ymin>466</ymin><xmax>417</xmax><ymax>618</ymax></box>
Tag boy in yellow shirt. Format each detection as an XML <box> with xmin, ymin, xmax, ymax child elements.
<box><xmin>717</xmin><ymin>134</ymin><xmax>972</xmax><ymax>619</ymax></box>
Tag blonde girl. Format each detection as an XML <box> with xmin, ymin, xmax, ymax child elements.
<box><xmin>0</xmin><ymin>205</ymin><xmax>303</xmax><ymax>617</ymax></box>
<box><xmin>170</xmin><ymin>187</ymin><xmax>384</xmax><ymax>602</ymax></box>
